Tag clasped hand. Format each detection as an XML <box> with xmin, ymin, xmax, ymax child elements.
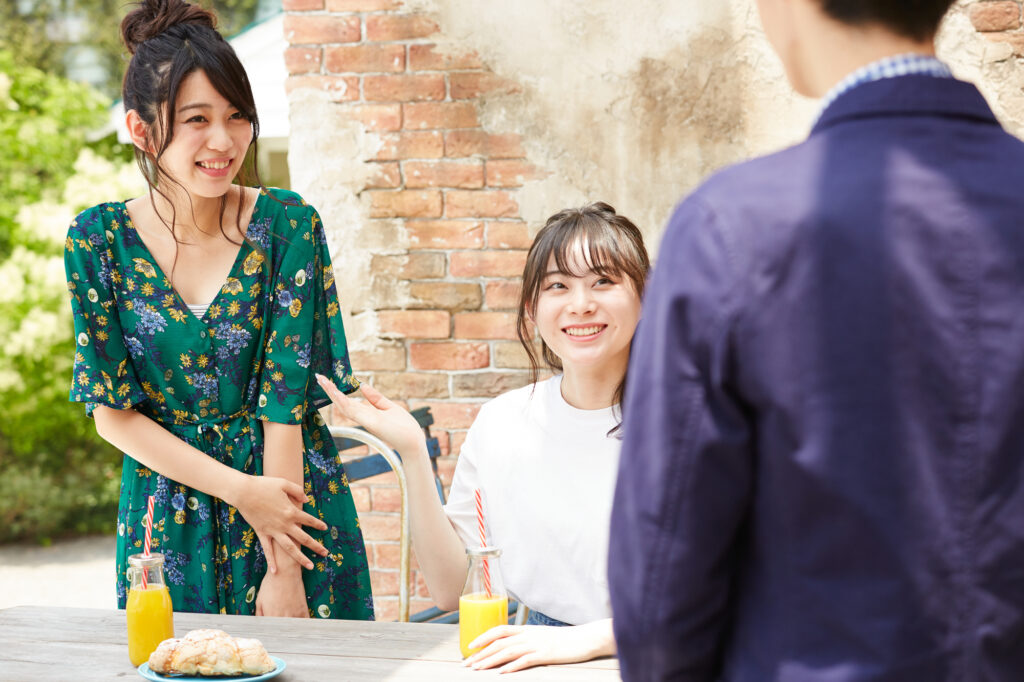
<box><xmin>233</xmin><ymin>475</ymin><xmax>328</xmax><ymax>574</ymax></box>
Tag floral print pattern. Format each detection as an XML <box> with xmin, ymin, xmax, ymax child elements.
<box><xmin>65</xmin><ymin>188</ymin><xmax>372</xmax><ymax>619</ymax></box>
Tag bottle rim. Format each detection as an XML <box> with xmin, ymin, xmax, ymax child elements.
<box><xmin>465</xmin><ymin>546</ymin><xmax>502</xmax><ymax>558</ymax></box>
<box><xmin>127</xmin><ymin>552</ymin><xmax>165</xmax><ymax>567</ymax></box>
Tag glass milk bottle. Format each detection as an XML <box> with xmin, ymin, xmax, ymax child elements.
<box><xmin>126</xmin><ymin>552</ymin><xmax>175</xmax><ymax>666</ymax></box>
<box><xmin>459</xmin><ymin>547</ymin><xmax>508</xmax><ymax>658</ymax></box>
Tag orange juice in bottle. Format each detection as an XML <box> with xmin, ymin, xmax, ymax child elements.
<box><xmin>459</xmin><ymin>547</ymin><xmax>508</xmax><ymax>658</ymax></box>
<box><xmin>126</xmin><ymin>553</ymin><xmax>174</xmax><ymax>666</ymax></box>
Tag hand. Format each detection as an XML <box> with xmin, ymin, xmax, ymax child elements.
<box><xmin>465</xmin><ymin>621</ymin><xmax>616</xmax><ymax>674</ymax></box>
<box><xmin>232</xmin><ymin>475</ymin><xmax>328</xmax><ymax>574</ymax></box>
<box><xmin>316</xmin><ymin>375</ymin><xmax>428</xmax><ymax>458</ymax></box>
<box><xmin>256</xmin><ymin>560</ymin><xmax>310</xmax><ymax>618</ymax></box>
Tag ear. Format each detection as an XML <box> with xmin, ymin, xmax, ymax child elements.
<box><xmin>125</xmin><ymin>109</ymin><xmax>155</xmax><ymax>154</ymax></box>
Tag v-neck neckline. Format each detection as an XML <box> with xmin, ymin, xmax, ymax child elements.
<box><xmin>115</xmin><ymin>191</ymin><xmax>264</xmax><ymax>325</ymax></box>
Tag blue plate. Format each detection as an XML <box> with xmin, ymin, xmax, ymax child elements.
<box><xmin>137</xmin><ymin>655</ymin><xmax>286</xmax><ymax>681</ymax></box>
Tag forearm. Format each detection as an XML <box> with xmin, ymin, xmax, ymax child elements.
<box><xmin>403</xmin><ymin>441</ymin><xmax>470</xmax><ymax>610</ymax></box>
<box><xmin>93</xmin><ymin>405</ymin><xmax>249</xmax><ymax>505</ymax></box>
<box><xmin>262</xmin><ymin>421</ymin><xmax>306</xmax><ymax>576</ymax></box>
<box><xmin>578</xmin><ymin>619</ymin><xmax>616</xmax><ymax>659</ymax></box>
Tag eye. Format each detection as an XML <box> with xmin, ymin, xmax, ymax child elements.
<box><xmin>595</xmin><ymin>276</ymin><xmax>616</xmax><ymax>286</ymax></box>
<box><xmin>230</xmin><ymin>111</ymin><xmax>248</xmax><ymax>121</ymax></box>
<box><xmin>185</xmin><ymin>115</ymin><xmax>207</xmax><ymax>124</ymax></box>
<box><xmin>543</xmin><ymin>280</ymin><xmax>567</xmax><ymax>290</ymax></box>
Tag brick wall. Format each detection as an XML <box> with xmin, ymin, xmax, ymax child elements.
<box><xmin>282</xmin><ymin>0</ymin><xmax>540</xmax><ymax>620</ymax></box>
<box><xmin>969</xmin><ymin>0</ymin><xmax>1024</xmax><ymax>52</ymax></box>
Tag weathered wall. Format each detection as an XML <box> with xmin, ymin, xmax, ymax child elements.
<box><xmin>284</xmin><ymin>0</ymin><xmax>1024</xmax><ymax>619</ymax></box>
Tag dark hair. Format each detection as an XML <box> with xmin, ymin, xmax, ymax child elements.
<box><xmin>817</xmin><ymin>0</ymin><xmax>956</xmax><ymax>41</ymax></box>
<box><xmin>120</xmin><ymin>0</ymin><xmax>263</xmax><ymax>278</ymax></box>
<box><xmin>516</xmin><ymin>202</ymin><xmax>650</xmax><ymax>433</ymax></box>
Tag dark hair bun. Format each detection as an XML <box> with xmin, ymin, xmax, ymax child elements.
<box><xmin>121</xmin><ymin>0</ymin><xmax>217</xmax><ymax>55</ymax></box>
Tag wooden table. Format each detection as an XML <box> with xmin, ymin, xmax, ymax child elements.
<box><xmin>0</xmin><ymin>606</ymin><xmax>620</xmax><ymax>681</ymax></box>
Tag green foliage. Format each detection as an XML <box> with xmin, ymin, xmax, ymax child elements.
<box><xmin>0</xmin><ymin>126</ymin><xmax>145</xmax><ymax>544</ymax></box>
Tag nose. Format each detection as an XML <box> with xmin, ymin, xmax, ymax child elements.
<box><xmin>567</xmin><ymin>284</ymin><xmax>596</xmax><ymax>314</ymax></box>
<box><xmin>207</xmin><ymin>122</ymin><xmax>233</xmax><ymax>152</ymax></box>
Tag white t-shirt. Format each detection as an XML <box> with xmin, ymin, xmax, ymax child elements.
<box><xmin>443</xmin><ymin>375</ymin><xmax>621</xmax><ymax>625</ymax></box>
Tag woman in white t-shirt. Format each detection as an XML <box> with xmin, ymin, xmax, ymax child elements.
<box><xmin>317</xmin><ymin>202</ymin><xmax>649</xmax><ymax>672</ymax></box>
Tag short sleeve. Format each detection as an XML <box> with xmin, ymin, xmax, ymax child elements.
<box><xmin>64</xmin><ymin>207</ymin><xmax>147</xmax><ymax>416</ymax></box>
<box><xmin>256</xmin><ymin>202</ymin><xmax>360</xmax><ymax>424</ymax></box>
<box><xmin>443</xmin><ymin>415</ymin><xmax>485</xmax><ymax>549</ymax></box>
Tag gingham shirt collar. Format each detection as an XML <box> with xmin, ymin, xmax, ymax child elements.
<box><xmin>815</xmin><ymin>53</ymin><xmax>953</xmax><ymax>125</ymax></box>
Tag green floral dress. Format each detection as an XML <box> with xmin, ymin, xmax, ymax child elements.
<box><xmin>64</xmin><ymin>187</ymin><xmax>373</xmax><ymax>619</ymax></box>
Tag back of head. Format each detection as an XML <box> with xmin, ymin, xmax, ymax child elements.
<box><xmin>120</xmin><ymin>0</ymin><xmax>258</xmax><ymax>171</ymax></box>
<box><xmin>818</xmin><ymin>0</ymin><xmax>957</xmax><ymax>41</ymax></box>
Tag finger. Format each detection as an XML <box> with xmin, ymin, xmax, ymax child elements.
<box><xmin>294</xmin><ymin>505</ymin><xmax>329</xmax><ymax>532</ymax></box>
<box><xmin>359</xmin><ymin>382</ymin><xmax>395</xmax><ymax>410</ymax></box>
<box><xmin>500</xmin><ymin>653</ymin><xmax>540</xmax><ymax>674</ymax></box>
<box><xmin>277</xmin><ymin>535</ymin><xmax>315</xmax><ymax>570</ymax></box>
<box><xmin>259</xmin><ymin>533</ymin><xmax>277</xmax><ymax>574</ymax></box>
<box><xmin>471</xmin><ymin>641</ymin><xmax>528</xmax><ymax>670</ymax></box>
<box><xmin>469</xmin><ymin>625</ymin><xmax>518</xmax><ymax>649</ymax></box>
<box><xmin>290</xmin><ymin>526</ymin><xmax>328</xmax><ymax>557</ymax></box>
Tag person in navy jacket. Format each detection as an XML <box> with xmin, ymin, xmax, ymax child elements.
<box><xmin>609</xmin><ymin>0</ymin><xmax>1024</xmax><ymax>680</ymax></box>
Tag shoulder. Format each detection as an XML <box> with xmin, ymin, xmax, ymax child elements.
<box><xmin>67</xmin><ymin>202</ymin><xmax>120</xmax><ymax>241</ymax></box>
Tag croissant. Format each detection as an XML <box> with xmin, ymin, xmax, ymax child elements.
<box><xmin>148</xmin><ymin>628</ymin><xmax>276</xmax><ymax>676</ymax></box>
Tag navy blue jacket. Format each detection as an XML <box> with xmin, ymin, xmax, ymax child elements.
<box><xmin>610</xmin><ymin>75</ymin><xmax>1024</xmax><ymax>681</ymax></box>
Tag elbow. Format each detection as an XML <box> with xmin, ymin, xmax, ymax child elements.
<box><xmin>92</xmin><ymin>405</ymin><xmax>129</xmax><ymax>443</ymax></box>
<box><xmin>436</xmin><ymin>594</ymin><xmax>460</xmax><ymax>613</ymax></box>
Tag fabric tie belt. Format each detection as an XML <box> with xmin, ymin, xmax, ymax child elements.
<box><xmin>148</xmin><ymin>406</ymin><xmax>253</xmax><ymax>442</ymax></box>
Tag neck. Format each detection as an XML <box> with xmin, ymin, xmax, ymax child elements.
<box><xmin>792</xmin><ymin>7</ymin><xmax>936</xmax><ymax>97</ymax></box>
<box><xmin>148</xmin><ymin>185</ymin><xmax>234</xmax><ymax>240</ymax></box>
<box><xmin>558</xmin><ymin>353</ymin><xmax>628</xmax><ymax>411</ymax></box>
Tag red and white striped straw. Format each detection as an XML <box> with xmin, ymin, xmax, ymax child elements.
<box><xmin>141</xmin><ymin>495</ymin><xmax>154</xmax><ymax>589</ymax></box>
<box><xmin>474</xmin><ymin>489</ymin><xmax>491</xmax><ymax>597</ymax></box>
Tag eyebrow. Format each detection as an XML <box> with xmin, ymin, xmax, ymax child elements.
<box><xmin>177</xmin><ymin>102</ymin><xmax>212</xmax><ymax>114</ymax></box>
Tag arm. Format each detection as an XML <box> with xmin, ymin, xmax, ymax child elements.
<box><xmin>464</xmin><ymin>618</ymin><xmax>616</xmax><ymax>673</ymax></box>
<box><xmin>92</xmin><ymin>406</ymin><xmax>327</xmax><ymax>573</ymax></box>
<box><xmin>316</xmin><ymin>376</ymin><xmax>469</xmax><ymax>610</ymax></box>
<box><xmin>256</xmin><ymin>421</ymin><xmax>310</xmax><ymax>617</ymax></box>
<box><xmin>608</xmin><ymin>197</ymin><xmax>754</xmax><ymax>681</ymax></box>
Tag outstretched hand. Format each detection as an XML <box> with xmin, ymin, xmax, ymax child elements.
<box><xmin>465</xmin><ymin>621</ymin><xmax>616</xmax><ymax>674</ymax></box>
<box><xmin>316</xmin><ymin>375</ymin><xmax>428</xmax><ymax>458</ymax></box>
<box><xmin>233</xmin><ymin>475</ymin><xmax>328</xmax><ymax>574</ymax></box>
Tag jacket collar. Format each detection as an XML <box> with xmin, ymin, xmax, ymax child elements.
<box><xmin>810</xmin><ymin>75</ymin><xmax>1000</xmax><ymax>136</ymax></box>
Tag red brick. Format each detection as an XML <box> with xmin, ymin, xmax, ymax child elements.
<box><xmin>485</xmin><ymin>280</ymin><xmax>521</xmax><ymax>309</ymax></box>
<box><xmin>406</xmin><ymin>220</ymin><xmax>484</xmax><ymax>249</ymax></box>
<box><xmin>375</xmin><ymin>597</ymin><xmax>399</xmax><ymax>621</ymax></box>
<box><xmin>360</xmin><ymin>513</ymin><xmax>401</xmax><ymax>540</ymax></box>
<box><xmin>373</xmin><ymin>542</ymin><xmax>420</xmax><ymax>570</ymax></box>
<box><xmin>368</xmin><ymin>190</ymin><xmax>442</xmax><ymax>218</ymax></box>
<box><xmin>372</xmin><ymin>253</ymin><xmax>447</xmax><ymax>279</ymax></box>
<box><xmin>351</xmin><ymin>485</ymin><xmax>371</xmax><ymax>513</ymax></box>
<box><xmin>486</xmin><ymin>221</ymin><xmax>531</xmax><ymax>249</ymax></box>
<box><xmin>350</xmin><ymin>342</ymin><xmax>406</xmax><ymax>371</ymax></box>
<box><xmin>325</xmin><ymin>44</ymin><xmax>405</xmax><ymax>73</ymax></box>
<box><xmin>409</xmin><ymin>44</ymin><xmax>483</xmax><ymax>70</ymax></box>
<box><xmin>341</xmin><ymin>104</ymin><xmax>402</xmax><ymax>131</ymax></box>
<box><xmin>365</xmin><ymin>74</ymin><xmax>445</xmax><ymax>102</ymax></box>
<box><xmin>454</xmin><ymin>311</ymin><xmax>518</xmax><ymax>340</ymax></box>
<box><xmin>327</xmin><ymin>0</ymin><xmax>400</xmax><ymax>9</ymax></box>
<box><xmin>450</xmin><ymin>250</ymin><xmax>527</xmax><ymax>278</ymax></box>
<box><xmin>366</xmin><ymin>14</ymin><xmax>439</xmax><ymax>41</ymax></box>
<box><xmin>405</xmin><ymin>161</ymin><xmax>484</xmax><ymax>189</ymax></box>
<box><xmin>378</xmin><ymin>310</ymin><xmax>450</xmax><ymax>338</ymax></box>
<box><xmin>373</xmin><ymin>131</ymin><xmax>443</xmax><ymax>161</ymax></box>
<box><xmin>372</xmin><ymin>372</ymin><xmax>450</xmax><ymax>398</ymax></box>
<box><xmin>364</xmin><ymin>162</ymin><xmax>401</xmax><ymax>189</ymax></box>
<box><xmin>409</xmin><ymin>401</ymin><xmax>481</xmax><ymax>429</ymax></box>
<box><xmin>284</xmin><ymin>47</ymin><xmax>321</xmax><ymax>75</ymax></box>
<box><xmin>410</xmin><ymin>342</ymin><xmax>489</xmax><ymax>370</ymax></box>
<box><xmin>446</xmin><ymin>190</ymin><xmax>519</xmax><ymax>219</ymax></box>
<box><xmin>434</xmin><ymin>429</ymin><xmax>451</xmax><ymax>456</ymax></box>
<box><xmin>986</xmin><ymin>32</ymin><xmax>1024</xmax><ymax>55</ymax></box>
<box><xmin>371</xmin><ymin>568</ymin><xmax>401</xmax><ymax>594</ymax></box>
<box><xmin>285</xmin><ymin>75</ymin><xmax>359</xmax><ymax>101</ymax></box>
<box><xmin>449</xmin><ymin>72</ymin><xmax>520</xmax><ymax>99</ymax></box>
<box><xmin>493</xmin><ymin>340</ymin><xmax>535</xmax><ymax>369</ymax></box>
<box><xmin>448</xmin><ymin>432</ymin><xmax>467</xmax><ymax>459</ymax></box>
<box><xmin>445</xmin><ymin>130</ymin><xmax>525</xmax><ymax>158</ymax></box>
<box><xmin>371</xmin><ymin>486</ymin><xmax>402</xmax><ymax>512</ymax></box>
<box><xmin>408</xmin><ymin>282</ymin><xmax>482</xmax><ymax>311</ymax></box>
<box><xmin>283</xmin><ymin>0</ymin><xmax>322</xmax><ymax>9</ymax></box>
<box><xmin>970</xmin><ymin>1</ymin><xmax>1021</xmax><ymax>31</ymax></box>
<box><xmin>436</xmin><ymin>455</ymin><xmax>457</xmax><ymax>485</ymax></box>
<box><xmin>412</xmin><ymin>570</ymin><xmax>432</xmax><ymax>598</ymax></box>
<box><xmin>404</xmin><ymin>102</ymin><xmax>479</xmax><ymax>130</ymax></box>
<box><xmin>486</xmin><ymin>160</ymin><xmax>541</xmax><ymax>188</ymax></box>
<box><xmin>453</xmin><ymin>371</ymin><xmax>531</xmax><ymax>398</ymax></box>
<box><xmin>283</xmin><ymin>15</ymin><xmax>360</xmax><ymax>45</ymax></box>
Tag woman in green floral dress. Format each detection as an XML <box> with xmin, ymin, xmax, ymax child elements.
<box><xmin>63</xmin><ymin>0</ymin><xmax>372</xmax><ymax>620</ymax></box>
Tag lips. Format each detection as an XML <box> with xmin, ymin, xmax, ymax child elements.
<box><xmin>196</xmin><ymin>158</ymin><xmax>233</xmax><ymax>177</ymax></box>
<box><xmin>563</xmin><ymin>324</ymin><xmax>606</xmax><ymax>338</ymax></box>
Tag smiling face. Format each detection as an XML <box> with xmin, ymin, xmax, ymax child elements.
<box><xmin>531</xmin><ymin>243</ymin><xmax>642</xmax><ymax>377</ymax></box>
<box><xmin>153</xmin><ymin>69</ymin><xmax>254</xmax><ymax>199</ymax></box>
